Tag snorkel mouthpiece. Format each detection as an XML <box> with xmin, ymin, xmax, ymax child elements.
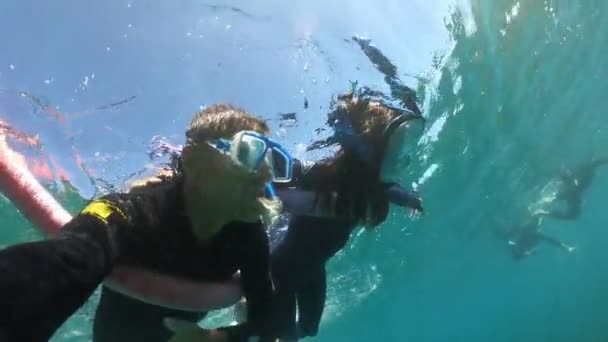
<box><xmin>264</xmin><ymin>183</ymin><xmax>277</xmax><ymax>200</ymax></box>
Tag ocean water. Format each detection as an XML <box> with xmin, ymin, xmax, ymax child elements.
<box><xmin>1</xmin><ymin>0</ymin><xmax>608</xmax><ymax>341</ymax></box>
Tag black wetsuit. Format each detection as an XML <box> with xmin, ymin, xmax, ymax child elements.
<box><xmin>174</xmin><ymin>159</ymin><xmax>361</xmax><ymax>341</ymax></box>
<box><xmin>269</xmin><ymin>215</ymin><xmax>353</xmax><ymax>339</ymax></box>
<box><xmin>93</xmin><ymin>287</ymin><xmax>204</xmax><ymax>341</ymax></box>
<box><xmin>92</xmin><ymin>159</ymin><xmax>407</xmax><ymax>341</ymax></box>
<box><xmin>0</xmin><ymin>176</ymin><xmax>273</xmax><ymax>341</ymax></box>
<box><xmin>261</xmin><ymin>160</ymin><xmax>355</xmax><ymax>339</ymax></box>
<box><xmin>507</xmin><ymin>216</ymin><xmax>569</xmax><ymax>259</ymax></box>
<box><xmin>91</xmin><ymin>159</ymin><xmax>338</xmax><ymax>342</ymax></box>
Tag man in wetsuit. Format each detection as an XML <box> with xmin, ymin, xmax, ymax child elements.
<box><xmin>506</xmin><ymin>215</ymin><xmax>575</xmax><ymax>259</ymax></box>
<box><xmin>0</xmin><ymin>104</ymin><xmax>290</xmax><ymax>341</ymax></box>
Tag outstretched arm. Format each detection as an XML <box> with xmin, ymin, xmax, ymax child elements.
<box><xmin>386</xmin><ymin>183</ymin><xmax>423</xmax><ymax>213</ymax></box>
<box><xmin>1</xmin><ymin>124</ymin><xmax>243</xmax><ymax>312</ymax></box>
<box><xmin>0</xmin><ymin>122</ymin><xmax>71</xmax><ymax>234</ymax></box>
<box><xmin>538</xmin><ymin>232</ymin><xmax>575</xmax><ymax>252</ymax></box>
<box><xmin>0</xmin><ymin>209</ymin><xmax>120</xmax><ymax>340</ymax></box>
<box><xmin>279</xmin><ymin>159</ymin><xmax>424</xmax><ymax>216</ymax></box>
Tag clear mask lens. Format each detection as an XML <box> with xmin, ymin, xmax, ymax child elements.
<box><xmin>235</xmin><ymin>134</ymin><xmax>267</xmax><ymax>171</ymax></box>
<box><xmin>267</xmin><ymin>148</ymin><xmax>290</xmax><ymax>182</ymax></box>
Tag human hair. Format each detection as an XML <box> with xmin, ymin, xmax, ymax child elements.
<box><xmin>315</xmin><ymin>92</ymin><xmax>405</xmax><ymax>227</ymax></box>
<box><xmin>185</xmin><ymin>104</ymin><xmax>270</xmax><ymax>143</ymax></box>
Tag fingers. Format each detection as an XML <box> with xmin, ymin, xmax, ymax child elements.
<box><xmin>408</xmin><ymin>208</ymin><xmax>422</xmax><ymax>219</ymax></box>
<box><xmin>412</xmin><ymin>196</ymin><xmax>424</xmax><ymax>215</ymax></box>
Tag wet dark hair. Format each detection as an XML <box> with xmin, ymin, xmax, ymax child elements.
<box><xmin>313</xmin><ymin>92</ymin><xmax>406</xmax><ymax>227</ymax></box>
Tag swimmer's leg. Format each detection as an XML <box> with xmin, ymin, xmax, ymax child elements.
<box><xmin>295</xmin><ymin>266</ymin><xmax>327</xmax><ymax>339</ymax></box>
<box><xmin>93</xmin><ymin>286</ymin><xmax>204</xmax><ymax>342</ymax></box>
<box><xmin>538</xmin><ymin>233</ymin><xmax>575</xmax><ymax>253</ymax></box>
<box><xmin>273</xmin><ymin>278</ymin><xmax>298</xmax><ymax>339</ymax></box>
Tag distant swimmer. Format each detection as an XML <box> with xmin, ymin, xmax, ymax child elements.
<box><xmin>536</xmin><ymin>157</ymin><xmax>608</xmax><ymax>220</ymax></box>
<box><xmin>506</xmin><ymin>215</ymin><xmax>575</xmax><ymax>259</ymax></box>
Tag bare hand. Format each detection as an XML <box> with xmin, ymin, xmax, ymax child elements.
<box><xmin>407</xmin><ymin>193</ymin><xmax>424</xmax><ymax>218</ymax></box>
<box><xmin>409</xmin><ymin>207</ymin><xmax>423</xmax><ymax>219</ymax></box>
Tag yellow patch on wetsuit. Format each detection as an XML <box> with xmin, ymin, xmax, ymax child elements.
<box><xmin>81</xmin><ymin>200</ymin><xmax>126</xmax><ymax>224</ymax></box>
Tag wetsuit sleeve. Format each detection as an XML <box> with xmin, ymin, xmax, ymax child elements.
<box><xmin>0</xmin><ymin>195</ymin><xmax>133</xmax><ymax>341</ymax></box>
<box><xmin>237</xmin><ymin>224</ymin><xmax>275</xmax><ymax>337</ymax></box>
<box><xmin>219</xmin><ymin>224</ymin><xmax>276</xmax><ymax>341</ymax></box>
<box><xmin>295</xmin><ymin>160</ymin><xmax>331</xmax><ymax>188</ymax></box>
<box><xmin>386</xmin><ymin>184</ymin><xmax>423</xmax><ymax>211</ymax></box>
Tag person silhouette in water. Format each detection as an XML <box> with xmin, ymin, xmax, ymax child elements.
<box><xmin>506</xmin><ymin>215</ymin><xmax>575</xmax><ymax>260</ymax></box>
<box><xmin>535</xmin><ymin>157</ymin><xmax>608</xmax><ymax>220</ymax></box>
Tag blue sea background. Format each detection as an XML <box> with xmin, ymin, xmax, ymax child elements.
<box><xmin>1</xmin><ymin>0</ymin><xmax>607</xmax><ymax>341</ymax></box>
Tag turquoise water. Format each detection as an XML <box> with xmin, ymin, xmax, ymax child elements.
<box><xmin>2</xmin><ymin>0</ymin><xmax>608</xmax><ymax>341</ymax></box>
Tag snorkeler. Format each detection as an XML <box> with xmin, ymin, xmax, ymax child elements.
<box><xmin>506</xmin><ymin>215</ymin><xmax>575</xmax><ymax>259</ymax></box>
<box><xmin>535</xmin><ymin>158</ymin><xmax>608</xmax><ymax>220</ymax></box>
<box><xmin>0</xmin><ymin>104</ymin><xmax>294</xmax><ymax>341</ymax></box>
<box><xmin>267</xmin><ymin>93</ymin><xmax>423</xmax><ymax>341</ymax></box>
<box><xmin>165</xmin><ymin>91</ymin><xmax>426</xmax><ymax>341</ymax></box>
